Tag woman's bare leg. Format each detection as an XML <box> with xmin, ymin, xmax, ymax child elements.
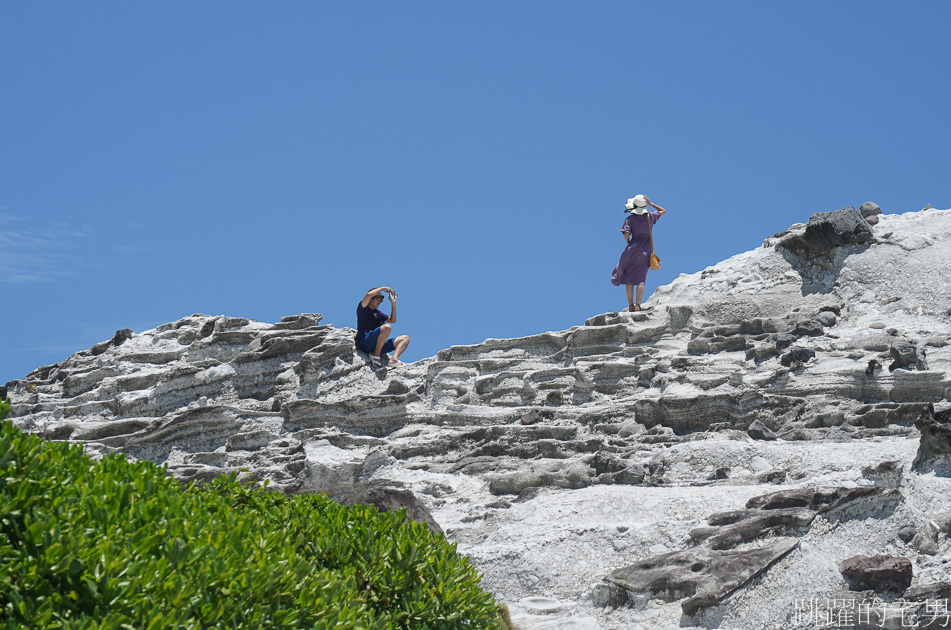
<box><xmin>635</xmin><ymin>283</ymin><xmax>646</xmax><ymax>308</ymax></box>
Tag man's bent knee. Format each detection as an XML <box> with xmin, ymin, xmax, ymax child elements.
<box><xmin>380</xmin><ymin>323</ymin><xmax>392</xmax><ymax>333</ymax></box>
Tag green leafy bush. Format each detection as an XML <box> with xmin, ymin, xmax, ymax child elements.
<box><xmin>0</xmin><ymin>417</ymin><xmax>504</xmax><ymax>629</ymax></box>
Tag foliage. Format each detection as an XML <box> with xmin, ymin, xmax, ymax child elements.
<box><xmin>0</xmin><ymin>398</ymin><xmax>8</xmax><ymax>422</ymax></box>
<box><xmin>0</xmin><ymin>419</ymin><xmax>503</xmax><ymax>629</ymax></box>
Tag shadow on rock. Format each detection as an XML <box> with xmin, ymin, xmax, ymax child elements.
<box><xmin>775</xmin><ymin>206</ymin><xmax>874</xmax><ymax>296</ymax></box>
<box><xmin>912</xmin><ymin>404</ymin><xmax>951</xmax><ymax>476</ymax></box>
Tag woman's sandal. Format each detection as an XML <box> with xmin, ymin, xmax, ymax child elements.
<box><xmin>628</xmin><ymin>305</ymin><xmax>637</xmax><ymax>312</ymax></box>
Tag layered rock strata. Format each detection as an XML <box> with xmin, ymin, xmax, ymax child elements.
<box><xmin>6</xmin><ymin>206</ymin><xmax>951</xmax><ymax>630</ymax></box>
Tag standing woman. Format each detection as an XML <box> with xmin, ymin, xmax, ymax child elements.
<box><xmin>611</xmin><ymin>194</ymin><xmax>668</xmax><ymax>312</ymax></box>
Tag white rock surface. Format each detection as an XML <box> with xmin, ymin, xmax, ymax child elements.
<box><xmin>6</xmin><ymin>207</ymin><xmax>951</xmax><ymax>629</ymax></box>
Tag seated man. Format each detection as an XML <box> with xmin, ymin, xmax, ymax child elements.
<box><xmin>356</xmin><ymin>286</ymin><xmax>410</xmax><ymax>368</ymax></box>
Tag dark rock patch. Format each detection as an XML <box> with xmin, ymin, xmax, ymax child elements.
<box><xmin>592</xmin><ymin>451</ymin><xmax>628</xmax><ymax>475</ymax></box>
<box><xmin>384</xmin><ymin>380</ymin><xmax>410</xmax><ymax>395</ymax></box>
<box><xmin>889</xmin><ymin>341</ymin><xmax>927</xmax><ymax>372</ymax></box>
<box><xmin>746</xmin><ymin>486</ymin><xmax>881</xmax><ymax>512</ymax></box>
<box><xmin>199</xmin><ymin>320</ymin><xmax>216</xmax><ymax>338</ymax></box>
<box><xmin>839</xmin><ymin>554</ymin><xmax>912</xmax><ymax>593</ymax></box>
<box><xmin>896</xmin><ymin>525</ymin><xmax>918</xmax><ymax>544</ymax></box>
<box><xmin>906</xmin><ymin>581</ymin><xmax>951</xmax><ymax>603</ymax></box>
<box><xmin>690</xmin><ymin>508</ymin><xmax>815</xmax><ymax>550</ymax></box>
<box><xmin>90</xmin><ymin>330</ymin><xmax>133</xmax><ymax>356</ymax></box>
<box><xmin>775</xmin><ymin>333</ymin><xmax>798</xmax><ymax>351</ymax></box>
<box><xmin>792</xmin><ymin>319</ymin><xmax>825</xmax><ymax>337</ymax></box>
<box><xmin>781</xmin><ymin>347</ymin><xmax>816</xmax><ymax>367</ymax></box>
<box><xmin>747</xmin><ymin>420</ymin><xmax>778</xmax><ymax>441</ymax></box>
<box><xmin>603</xmin><ymin>539</ymin><xmax>799</xmax><ymax>615</ymax></box>
<box><xmin>778</xmin><ymin>207</ymin><xmax>874</xmax><ymax>256</ymax></box>
<box><xmin>113</xmin><ymin>329</ymin><xmax>134</xmax><ymax>346</ymax></box>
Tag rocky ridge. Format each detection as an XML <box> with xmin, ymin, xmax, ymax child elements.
<box><xmin>6</xmin><ymin>205</ymin><xmax>951</xmax><ymax>629</ymax></box>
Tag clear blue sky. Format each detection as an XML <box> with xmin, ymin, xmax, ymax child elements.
<box><xmin>2</xmin><ymin>2</ymin><xmax>948</xmax><ymax>386</ymax></box>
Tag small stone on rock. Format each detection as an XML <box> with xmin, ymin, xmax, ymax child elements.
<box><xmin>860</xmin><ymin>202</ymin><xmax>882</xmax><ymax>217</ymax></box>
<box><xmin>815</xmin><ymin>311</ymin><xmax>838</xmax><ymax>327</ymax></box>
<box><xmin>896</xmin><ymin>525</ymin><xmax>918</xmax><ymax>543</ymax></box>
<box><xmin>775</xmin><ymin>334</ymin><xmax>798</xmax><ymax>351</ymax></box>
<box><xmin>761</xmin><ymin>471</ymin><xmax>787</xmax><ymax>484</ymax></box>
<box><xmin>520</xmin><ymin>409</ymin><xmax>544</xmax><ymax>425</ymax></box>
<box><xmin>748</xmin><ymin>420</ymin><xmax>778</xmax><ymax>441</ymax></box>
<box><xmin>781</xmin><ymin>347</ymin><xmax>816</xmax><ymax>367</ymax></box>
<box><xmin>793</xmin><ymin>320</ymin><xmax>824</xmax><ymax>337</ymax></box>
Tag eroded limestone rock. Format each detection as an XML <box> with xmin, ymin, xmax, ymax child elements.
<box><xmin>5</xmin><ymin>209</ymin><xmax>951</xmax><ymax>630</ymax></box>
<box><xmin>603</xmin><ymin>538</ymin><xmax>799</xmax><ymax>615</ymax></box>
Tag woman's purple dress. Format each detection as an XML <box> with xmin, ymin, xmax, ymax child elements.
<box><xmin>611</xmin><ymin>211</ymin><xmax>661</xmax><ymax>286</ymax></box>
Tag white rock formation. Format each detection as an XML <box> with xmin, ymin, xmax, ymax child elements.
<box><xmin>6</xmin><ymin>206</ymin><xmax>951</xmax><ymax>629</ymax></box>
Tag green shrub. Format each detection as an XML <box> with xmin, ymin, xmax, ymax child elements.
<box><xmin>0</xmin><ymin>417</ymin><xmax>503</xmax><ymax>629</ymax></box>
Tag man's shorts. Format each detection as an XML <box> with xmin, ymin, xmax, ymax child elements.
<box><xmin>359</xmin><ymin>327</ymin><xmax>396</xmax><ymax>355</ymax></box>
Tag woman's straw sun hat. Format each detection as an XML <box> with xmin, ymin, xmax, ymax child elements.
<box><xmin>625</xmin><ymin>194</ymin><xmax>649</xmax><ymax>214</ymax></box>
